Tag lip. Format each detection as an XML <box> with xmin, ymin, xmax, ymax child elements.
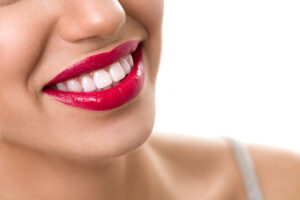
<box><xmin>43</xmin><ymin>41</ymin><xmax>145</xmax><ymax>111</ymax></box>
<box><xmin>44</xmin><ymin>40</ymin><xmax>140</xmax><ymax>87</ymax></box>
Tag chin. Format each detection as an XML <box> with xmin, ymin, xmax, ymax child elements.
<box><xmin>53</xmin><ymin>106</ymin><xmax>155</xmax><ymax>164</ymax></box>
<box><xmin>54</xmin><ymin>99</ymin><xmax>155</xmax><ymax>164</ymax></box>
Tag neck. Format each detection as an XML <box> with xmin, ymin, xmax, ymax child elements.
<box><xmin>0</xmin><ymin>140</ymin><xmax>155</xmax><ymax>200</ymax></box>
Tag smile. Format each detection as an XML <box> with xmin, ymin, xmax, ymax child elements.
<box><xmin>43</xmin><ymin>40</ymin><xmax>145</xmax><ymax>111</ymax></box>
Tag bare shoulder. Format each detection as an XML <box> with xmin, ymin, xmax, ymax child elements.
<box><xmin>145</xmin><ymin>133</ymin><xmax>247</xmax><ymax>200</ymax></box>
<box><xmin>247</xmin><ymin>143</ymin><xmax>300</xmax><ymax>200</ymax></box>
<box><xmin>144</xmin><ymin>133</ymin><xmax>300</xmax><ymax>200</ymax></box>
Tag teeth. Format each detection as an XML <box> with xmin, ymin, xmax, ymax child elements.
<box><xmin>120</xmin><ymin>58</ymin><xmax>131</xmax><ymax>74</ymax></box>
<box><xmin>93</xmin><ymin>69</ymin><xmax>113</xmax><ymax>89</ymax></box>
<box><xmin>82</xmin><ymin>77</ymin><xmax>96</xmax><ymax>92</ymax></box>
<box><xmin>67</xmin><ymin>80</ymin><xmax>82</xmax><ymax>92</ymax></box>
<box><xmin>53</xmin><ymin>53</ymin><xmax>134</xmax><ymax>92</ymax></box>
<box><xmin>56</xmin><ymin>83</ymin><xmax>68</xmax><ymax>92</ymax></box>
<box><xmin>125</xmin><ymin>54</ymin><xmax>134</xmax><ymax>67</ymax></box>
<box><xmin>108</xmin><ymin>62</ymin><xmax>126</xmax><ymax>82</ymax></box>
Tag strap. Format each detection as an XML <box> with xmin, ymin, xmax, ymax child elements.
<box><xmin>225</xmin><ymin>137</ymin><xmax>264</xmax><ymax>200</ymax></box>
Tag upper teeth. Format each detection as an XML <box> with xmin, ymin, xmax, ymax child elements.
<box><xmin>54</xmin><ymin>54</ymin><xmax>134</xmax><ymax>92</ymax></box>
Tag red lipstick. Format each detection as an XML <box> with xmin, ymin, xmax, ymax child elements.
<box><xmin>43</xmin><ymin>40</ymin><xmax>144</xmax><ymax>111</ymax></box>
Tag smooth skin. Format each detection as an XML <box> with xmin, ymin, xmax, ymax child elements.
<box><xmin>0</xmin><ymin>0</ymin><xmax>299</xmax><ymax>199</ymax></box>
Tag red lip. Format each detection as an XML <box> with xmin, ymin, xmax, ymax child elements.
<box><xmin>43</xmin><ymin>41</ymin><xmax>145</xmax><ymax>111</ymax></box>
<box><xmin>44</xmin><ymin>40</ymin><xmax>140</xmax><ymax>87</ymax></box>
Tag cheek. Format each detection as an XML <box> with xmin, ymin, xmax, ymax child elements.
<box><xmin>121</xmin><ymin>0</ymin><xmax>164</xmax><ymax>83</ymax></box>
<box><xmin>0</xmin><ymin>4</ymin><xmax>52</xmax><ymax>134</ymax></box>
<box><xmin>121</xmin><ymin>0</ymin><xmax>164</xmax><ymax>31</ymax></box>
<box><xmin>0</xmin><ymin>7</ymin><xmax>50</xmax><ymax>90</ymax></box>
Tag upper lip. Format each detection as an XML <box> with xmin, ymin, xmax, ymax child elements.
<box><xmin>44</xmin><ymin>40</ymin><xmax>141</xmax><ymax>88</ymax></box>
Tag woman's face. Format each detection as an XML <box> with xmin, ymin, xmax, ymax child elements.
<box><xmin>0</xmin><ymin>0</ymin><xmax>163</xmax><ymax>162</ymax></box>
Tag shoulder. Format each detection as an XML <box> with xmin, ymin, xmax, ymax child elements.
<box><xmin>145</xmin><ymin>133</ymin><xmax>247</xmax><ymax>200</ymax></box>
<box><xmin>247</xmin><ymin>143</ymin><xmax>300</xmax><ymax>200</ymax></box>
<box><xmin>145</xmin><ymin>133</ymin><xmax>300</xmax><ymax>200</ymax></box>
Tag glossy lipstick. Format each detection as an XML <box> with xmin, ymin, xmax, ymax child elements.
<box><xmin>43</xmin><ymin>40</ymin><xmax>144</xmax><ymax>111</ymax></box>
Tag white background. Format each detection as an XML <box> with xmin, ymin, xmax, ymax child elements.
<box><xmin>153</xmin><ymin>0</ymin><xmax>300</xmax><ymax>153</ymax></box>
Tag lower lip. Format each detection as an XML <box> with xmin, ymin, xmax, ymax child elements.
<box><xmin>43</xmin><ymin>45</ymin><xmax>144</xmax><ymax>111</ymax></box>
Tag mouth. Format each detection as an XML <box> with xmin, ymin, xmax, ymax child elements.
<box><xmin>43</xmin><ymin>40</ymin><xmax>145</xmax><ymax>111</ymax></box>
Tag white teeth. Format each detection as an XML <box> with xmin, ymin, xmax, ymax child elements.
<box><xmin>56</xmin><ymin>83</ymin><xmax>68</xmax><ymax>92</ymax></box>
<box><xmin>82</xmin><ymin>77</ymin><xmax>96</xmax><ymax>92</ymax></box>
<box><xmin>120</xmin><ymin>58</ymin><xmax>131</xmax><ymax>74</ymax></box>
<box><xmin>54</xmin><ymin>54</ymin><xmax>134</xmax><ymax>92</ymax></box>
<box><xmin>125</xmin><ymin>54</ymin><xmax>134</xmax><ymax>67</ymax></box>
<box><xmin>108</xmin><ymin>62</ymin><xmax>126</xmax><ymax>82</ymax></box>
<box><xmin>66</xmin><ymin>80</ymin><xmax>82</xmax><ymax>92</ymax></box>
<box><xmin>93</xmin><ymin>69</ymin><xmax>113</xmax><ymax>89</ymax></box>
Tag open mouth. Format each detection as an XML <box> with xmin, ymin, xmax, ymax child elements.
<box><xmin>43</xmin><ymin>40</ymin><xmax>145</xmax><ymax>111</ymax></box>
<box><xmin>45</xmin><ymin>54</ymin><xmax>135</xmax><ymax>93</ymax></box>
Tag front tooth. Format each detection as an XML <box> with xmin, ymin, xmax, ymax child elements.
<box><xmin>56</xmin><ymin>82</ymin><xmax>68</xmax><ymax>92</ymax></box>
<box><xmin>66</xmin><ymin>80</ymin><xmax>82</xmax><ymax>92</ymax></box>
<box><xmin>82</xmin><ymin>77</ymin><xmax>96</xmax><ymax>92</ymax></box>
<box><xmin>108</xmin><ymin>62</ymin><xmax>126</xmax><ymax>82</ymax></box>
<box><xmin>126</xmin><ymin>54</ymin><xmax>134</xmax><ymax>67</ymax></box>
<box><xmin>93</xmin><ymin>69</ymin><xmax>113</xmax><ymax>89</ymax></box>
<box><xmin>120</xmin><ymin>58</ymin><xmax>131</xmax><ymax>74</ymax></box>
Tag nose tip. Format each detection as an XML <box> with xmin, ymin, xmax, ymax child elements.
<box><xmin>58</xmin><ymin>0</ymin><xmax>126</xmax><ymax>42</ymax></box>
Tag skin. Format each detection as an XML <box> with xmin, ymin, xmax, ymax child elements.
<box><xmin>0</xmin><ymin>0</ymin><xmax>299</xmax><ymax>199</ymax></box>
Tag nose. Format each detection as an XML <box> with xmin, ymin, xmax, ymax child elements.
<box><xmin>58</xmin><ymin>0</ymin><xmax>126</xmax><ymax>42</ymax></box>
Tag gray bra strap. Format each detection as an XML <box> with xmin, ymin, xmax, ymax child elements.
<box><xmin>225</xmin><ymin>137</ymin><xmax>264</xmax><ymax>200</ymax></box>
